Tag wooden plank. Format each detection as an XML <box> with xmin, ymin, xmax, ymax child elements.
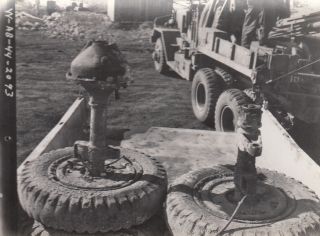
<box><xmin>16</xmin><ymin>100</ymin><xmax>320</xmax><ymax>197</ymax></box>
<box><xmin>215</xmin><ymin>38</ymin><xmax>234</xmax><ymax>58</ymax></box>
<box><xmin>199</xmin><ymin>46</ymin><xmax>253</xmax><ymax>77</ymax></box>
<box><xmin>121</xmin><ymin>127</ymin><xmax>238</xmax><ymax>183</ymax></box>
<box><xmin>122</xmin><ymin>121</ymin><xmax>320</xmax><ymax>197</ymax></box>
<box><xmin>258</xmin><ymin>110</ymin><xmax>320</xmax><ymax>197</ymax></box>
<box><xmin>18</xmin><ymin>97</ymin><xmax>88</xmax><ymax>171</ymax></box>
<box><xmin>233</xmin><ymin>45</ymin><xmax>252</xmax><ymax>68</ymax></box>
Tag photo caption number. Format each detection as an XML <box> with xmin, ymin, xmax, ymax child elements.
<box><xmin>4</xmin><ymin>84</ymin><xmax>14</xmax><ymax>97</ymax></box>
<box><xmin>3</xmin><ymin>8</ymin><xmax>15</xmax><ymax>99</ymax></box>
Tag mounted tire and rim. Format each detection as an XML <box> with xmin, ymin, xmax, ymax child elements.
<box><xmin>166</xmin><ymin>166</ymin><xmax>320</xmax><ymax>236</ymax></box>
<box><xmin>191</xmin><ymin>68</ymin><xmax>224</xmax><ymax>127</ymax></box>
<box><xmin>153</xmin><ymin>38</ymin><xmax>169</xmax><ymax>74</ymax></box>
<box><xmin>215</xmin><ymin>89</ymin><xmax>252</xmax><ymax>132</ymax></box>
<box><xmin>18</xmin><ymin>147</ymin><xmax>167</xmax><ymax>234</ymax></box>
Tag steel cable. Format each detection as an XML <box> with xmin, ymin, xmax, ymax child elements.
<box><xmin>266</xmin><ymin>57</ymin><xmax>320</xmax><ymax>84</ymax></box>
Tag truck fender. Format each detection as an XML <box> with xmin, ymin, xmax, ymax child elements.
<box><xmin>151</xmin><ymin>29</ymin><xmax>162</xmax><ymax>43</ymax></box>
<box><xmin>151</xmin><ymin>28</ymin><xmax>181</xmax><ymax>62</ymax></box>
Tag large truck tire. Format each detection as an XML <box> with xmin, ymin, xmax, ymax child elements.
<box><xmin>20</xmin><ymin>214</ymin><xmax>168</xmax><ymax>236</ymax></box>
<box><xmin>215</xmin><ymin>89</ymin><xmax>252</xmax><ymax>132</ymax></box>
<box><xmin>18</xmin><ymin>147</ymin><xmax>167</xmax><ymax>234</ymax></box>
<box><xmin>153</xmin><ymin>38</ymin><xmax>169</xmax><ymax>74</ymax></box>
<box><xmin>166</xmin><ymin>166</ymin><xmax>320</xmax><ymax>236</ymax></box>
<box><xmin>191</xmin><ymin>68</ymin><xmax>224</xmax><ymax>127</ymax></box>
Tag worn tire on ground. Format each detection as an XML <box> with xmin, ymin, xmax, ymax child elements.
<box><xmin>18</xmin><ymin>147</ymin><xmax>167</xmax><ymax>234</ymax></box>
<box><xmin>215</xmin><ymin>89</ymin><xmax>252</xmax><ymax>132</ymax></box>
<box><xmin>154</xmin><ymin>38</ymin><xmax>169</xmax><ymax>74</ymax></box>
<box><xmin>191</xmin><ymin>68</ymin><xmax>224</xmax><ymax>127</ymax></box>
<box><xmin>20</xmin><ymin>213</ymin><xmax>168</xmax><ymax>236</ymax></box>
<box><xmin>166</xmin><ymin>166</ymin><xmax>320</xmax><ymax>236</ymax></box>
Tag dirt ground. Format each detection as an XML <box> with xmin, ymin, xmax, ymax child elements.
<box><xmin>16</xmin><ymin>27</ymin><xmax>208</xmax><ymax>165</ymax></box>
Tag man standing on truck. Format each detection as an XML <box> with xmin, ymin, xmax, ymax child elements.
<box><xmin>210</xmin><ymin>0</ymin><xmax>246</xmax><ymax>44</ymax></box>
<box><xmin>241</xmin><ymin>0</ymin><xmax>290</xmax><ymax>48</ymax></box>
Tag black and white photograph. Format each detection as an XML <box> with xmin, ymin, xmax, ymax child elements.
<box><xmin>1</xmin><ymin>0</ymin><xmax>320</xmax><ymax>235</ymax></box>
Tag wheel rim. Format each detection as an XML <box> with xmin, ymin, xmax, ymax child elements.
<box><xmin>48</xmin><ymin>148</ymin><xmax>143</xmax><ymax>190</ymax></box>
<box><xmin>194</xmin><ymin>174</ymin><xmax>297</xmax><ymax>224</ymax></box>
<box><xmin>220</xmin><ymin>106</ymin><xmax>235</xmax><ymax>131</ymax></box>
<box><xmin>196</xmin><ymin>83</ymin><xmax>206</xmax><ymax>110</ymax></box>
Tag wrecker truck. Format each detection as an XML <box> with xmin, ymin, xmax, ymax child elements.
<box><xmin>151</xmin><ymin>0</ymin><xmax>320</xmax><ymax>131</ymax></box>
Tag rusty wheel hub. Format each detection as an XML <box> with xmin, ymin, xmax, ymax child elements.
<box><xmin>194</xmin><ymin>173</ymin><xmax>297</xmax><ymax>224</ymax></box>
<box><xmin>48</xmin><ymin>148</ymin><xmax>143</xmax><ymax>190</ymax></box>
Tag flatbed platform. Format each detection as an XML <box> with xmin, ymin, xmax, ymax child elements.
<box><xmin>19</xmin><ymin>98</ymin><xmax>320</xmax><ymax>196</ymax></box>
<box><xmin>122</xmin><ymin>127</ymin><xmax>238</xmax><ymax>182</ymax></box>
<box><xmin>17</xmin><ymin>98</ymin><xmax>320</xmax><ymax>235</ymax></box>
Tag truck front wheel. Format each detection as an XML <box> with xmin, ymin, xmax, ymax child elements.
<box><xmin>191</xmin><ymin>68</ymin><xmax>224</xmax><ymax>127</ymax></box>
<box><xmin>153</xmin><ymin>38</ymin><xmax>168</xmax><ymax>74</ymax></box>
<box><xmin>215</xmin><ymin>89</ymin><xmax>252</xmax><ymax>132</ymax></box>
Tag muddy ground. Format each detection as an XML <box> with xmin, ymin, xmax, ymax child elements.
<box><xmin>16</xmin><ymin>28</ymin><xmax>208</xmax><ymax>165</ymax></box>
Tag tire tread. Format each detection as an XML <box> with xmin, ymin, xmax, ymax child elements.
<box><xmin>191</xmin><ymin>68</ymin><xmax>225</xmax><ymax>126</ymax></box>
<box><xmin>215</xmin><ymin>88</ymin><xmax>252</xmax><ymax>131</ymax></box>
<box><xmin>166</xmin><ymin>166</ymin><xmax>320</xmax><ymax>236</ymax></box>
<box><xmin>17</xmin><ymin>147</ymin><xmax>167</xmax><ymax>233</ymax></box>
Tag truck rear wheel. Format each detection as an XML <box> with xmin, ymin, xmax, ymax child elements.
<box><xmin>153</xmin><ymin>38</ymin><xmax>168</xmax><ymax>74</ymax></box>
<box><xmin>191</xmin><ymin>68</ymin><xmax>224</xmax><ymax>127</ymax></box>
<box><xmin>215</xmin><ymin>89</ymin><xmax>252</xmax><ymax>132</ymax></box>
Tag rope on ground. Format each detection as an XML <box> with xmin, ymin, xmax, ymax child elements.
<box><xmin>216</xmin><ymin>195</ymin><xmax>248</xmax><ymax>236</ymax></box>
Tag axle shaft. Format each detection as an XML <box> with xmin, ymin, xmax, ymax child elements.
<box><xmin>234</xmin><ymin>104</ymin><xmax>262</xmax><ymax>200</ymax></box>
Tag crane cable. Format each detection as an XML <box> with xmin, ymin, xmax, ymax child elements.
<box><xmin>265</xmin><ymin>57</ymin><xmax>320</xmax><ymax>84</ymax></box>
